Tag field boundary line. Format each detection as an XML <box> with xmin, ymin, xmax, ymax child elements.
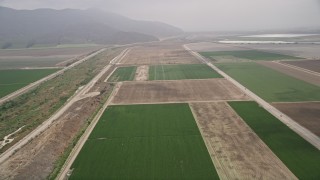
<box><xmin>104</xmin><ymin>67</ymin><xmax>118</xmax><ymax>82</ymax></box>
<box><xmin>57</xmin><ymin>82</ymin><xmax>122</xmax><ymax>180</ymax></box>
<box><xmin>188</xmin><ymin>103</ymin><xmax>227</xmax><ymax>179</ymax></box>
<box><xmin>184</xmin><ymin>44</ymin><xmax>320</xmax><ymax>150</ymax></box>
<box><xmin>276</xmin><ymin>61</ymin><xmax>320</xmax><ymax>77</ymax></box>
<box><xmin>0</xmin><ymin>48</ymin><xmax>106</xmax><ymax>105</ymax></box>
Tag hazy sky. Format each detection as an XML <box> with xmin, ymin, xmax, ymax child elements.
<box><xmin>1</xmin><ymin>0</ymin><xmax>320</xmax><ymax>31</ymax></box>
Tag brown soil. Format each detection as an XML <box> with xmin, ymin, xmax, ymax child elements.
<box><xmin>186</xmin><ymin>42</ymin><xmax>247</xmax><ymax>52</ymax></box>
<box><xmin>134</xmin><ymin>65</ymin><xmax>149</xmax><ymax>81</ymax></box>
<box><xmin>190</xmin><ymin>102</ymin><xmax>297</xmax><ymax>179</ymax></box>
<box><xmin>259</xmin><ymin>61</ymin><xmax>320</xmax><ymax>86</ymax></box>
<box><xmin>273</xmin><ymin>102</ymin><xmax>320</xmax><ymax>136</ymax></box>
<box><xmin>120</xmin><ymin>42</ymin><xmax>200</xmax><ymax>65</ymax></box>
<box><xmin>283</xmin><ymin>60</ymin><xmax>320</xmax><ymax>73</ymax></box>
<box><xmin>112</xmin><ymin>79</ymin><xmax>250</xmax><ymax>104</ymax></box>
<box><xmin>0</xmin><ymin>82</ymin><xmax>113</xmax><ymax>179</ymax></box>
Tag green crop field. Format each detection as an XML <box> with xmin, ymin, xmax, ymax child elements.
<box><xmin>70</xmin><ymin>104</ymin><xmax>219</xmax><ymax>179</ymax></box>
<box><xmin>216</xmin><ymin>62</ymin><xmax>320</xmax><ymax>102</ymax></box>
<box><xmin>200</xmin><ymin>50</ymin><xmax>300</xmax><ymax>61</ymax></box>
<box><xmin>149</xmin><ymin>64</ymin><xmax>222</xmax><ymax>80</ymax></box>
<box><xmin>107</xmin><ymin>66</ymin><xmax>137</xmax><ymax>82</ymax></box>
<box><xmin>228</xmin><ymin>101</ymin><xmax>320</xmax><ymax>179</ymax></box>
<box><xmin>0</xmin><ymin>69</ymin><xmax>59</xmax><ymax>98</ymax></box>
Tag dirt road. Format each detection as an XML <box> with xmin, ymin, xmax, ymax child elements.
<box><xmin>0</xmin><ymin>48</ymin><xmax>129</xmax><ymax>165</ymax></box>
<box><xmin>0</xmin><ymin>48</ymin><xmax>106</xmax><ymax>105</ymax></box>
<box><xmin>57</xmin><ymin>82</ymin><xmax>122</xmax><ymax>180</ymax></box>
<box><xmin>184</xmin><ymin>44</ymin><xmax>320</xmax><ymax>150</ymax></box>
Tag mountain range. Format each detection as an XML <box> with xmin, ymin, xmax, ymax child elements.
<box><xmin>0</xmin><ymin>6</ymin><xmax>183</xmax><ymax>48</ymax></box>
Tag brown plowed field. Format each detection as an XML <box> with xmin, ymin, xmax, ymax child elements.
<box><xmin>273</xmin><ymin>102</ymin><xmax>320</xmax><ymax>136</ymax></box>
<box><xmin>186</xmin><ymin>42</ymin><xmax>247</xmax><ymax>52</ymax></box>
<box><xmin>259</xmin><ymin>61</ymin><xmax>320</xmax><ymax>86</ymax></box>
<box><xmin>120</xmin><ymin>43</ymin><xmax>200</xmax><ymax>65</ymax></box>
<box><xmin>283</xmin><ymin>60</ymin><xmax>320</xmax><ymax>73</ymax></box>
<box><xmin>190</xmin><ymin>102</ymin><xmax>297</xmax><ymax>180</ymax></box>
<box><xmin>112</xmin><ymin>79</ymin><xmax>250</xmax><ymax>104</ymax></box>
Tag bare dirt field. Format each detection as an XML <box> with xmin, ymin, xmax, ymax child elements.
<box><xmin>273</xmin><ymin>102</ymin><xmax>320</xmax><ymax>137</ymax></box>
<box><xmin>283</xmin><ymin>60</ymin><xmax>320</xmax><ymax>73</ymax></box>
<box><xmin>112</xmin><ymin>79</ymin><xmax>250</xmax><ymax>104</ymax></box>
<box><xmin>134</xmin><ymin>65</ymin><xmax>149</xmax><ymax>81</ymax></box>
<box><xmin>186</xmin><ymin>42</ymin><xmax>247</xmax><ymax>52</ymax></box>
<box><xmin>190</xmin><ymin>102</ymin><xmax>297</xmax><ymax>180</ymax></box>
<box><xmin>259</xmin><ymin>61</ymin><xmax>320</xmax><ymax>86</ymax></box>
<box><xmin>120</xmin><ymin>42</ymin><xmax>200</xmax><ymax>65</ymax></box>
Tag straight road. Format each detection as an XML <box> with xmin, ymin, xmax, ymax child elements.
<box><xmin>0</xmin><ymin>48</ymin><xmax>106</xmax><ymax>105</ymax></box>
<box><xmin>184</xmin><ymin>44</ymin><xmax>320</xmax><ymax>150</ymax></box>
<box><xmin>0</xmin><ymin>48</ymin><xmax>128</xmax><ymax>164</ymax></box>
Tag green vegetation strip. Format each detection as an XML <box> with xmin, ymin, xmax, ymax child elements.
<box><xmin>70</xmin><ymin>104</ymin><xmax>219</xmax><ymax>179</ymax></box>
<box><xmin>149</xmin><ymin>64</ymin><xmax>222</xmax><ymax>80</ymax></box>
<box><xmin>107</xmin><ymin>66</ymin><xmax>137</xmax><ymax>82</ymax></box>
<box><xmin>228</xmin><ymin>101</ymin><xmax>320</xmax><ymax>179</ymax></box>
<box><xmin>216</xmin><ymin>62</ymin><xmax>320</xmax><ymax>102</ymax></box>
<box><xmin>0</xmin><ymin>69</ymin><xmax>59</xmax><ymax>98</ymax></box>
<box><xmin>200</xmin><ymin>50</ymin><xmax>300</xmax><ymax>61</ymax></box>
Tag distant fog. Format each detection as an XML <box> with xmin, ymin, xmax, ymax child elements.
<box><xmin>1</xmin><ymin>0</ymin><xmax>320</xmax><ymax>31</ymax></box>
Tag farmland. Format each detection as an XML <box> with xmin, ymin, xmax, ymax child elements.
<box><xmin>70</xmin><ymin>104</ymin><xmax>219</xmax><ymax>179</ymax></box>
<box><xmin>107</xmin><ymin>66</ymin><xmax>137</xmax><ymax>82</ymax></box>
<box><xmin>215</xmin><ymin>62</ymin><xmax>320</xmax><ymax>102</ymax></box>
<box><xmin>120</xmin><ymin>42</ymin><xmax>200</xmax><ymax>65</ymax></box>
<box><xmin>228</xmin><ymin>101</ymin><xmax>320</xmax><ymax>179</ymax></box>
<box><xmin>149</xmin><ymin>64</ymin><xmax>222</xmax><ymax>80</ymax></box>
<box><xmin>112</xmin><ymin>79</ymin><xmax>250</xmax><ymax>104</ymax></box>
<box><xmin>283</xmin><ymin>60</ymin><xmax>320</xmax><ymax>73</ymax></box>
<box><xmin>200</xmin><ymin>50</ymin><xmax>300</xmax><ymax>61</ymax></box>
<box><xmin>0</xmin><ymin>69</ymin><xmax>59</xmax><ymax>98</ymax></box>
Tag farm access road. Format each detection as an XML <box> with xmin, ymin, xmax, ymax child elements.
<box><xmin>184</xmin><ymin>44</ymin><xmax>320</xmax><ymax>150</ymax></box>
<box><xmin>0</xmin><ymin>48</ymin><xmax>129</xmax><ymax>164</ymax></box>
<box><xmin>0</xmin><ymin>48</ymin><xmax>106</xmax><ymax>105</ymax></box>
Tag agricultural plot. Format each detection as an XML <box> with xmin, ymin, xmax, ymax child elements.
<box><xmin>200</xmin><ymin>50</ymin><xmax>300</xmax><ymax>62</ymax></box>
<box><xmin>112</xmin><ymin>79</ymin><xmax>250</xmax><ymax>104</ymax></box>
<box><xmin>0</xmin><ymin>69</ymin><xmax>59</xmax><ymax>98</ymax></box>
<box><xmin>283</xmin><ymin>60</ymin><xmax>320</xmax><ymax>73</ymax></box>
<box><xmin>107</xmin><ymin>66</ymin><xmax>137</xmax><ymax>82</ymax></box>
<box><xmin>190</xmin><ymin>102</ymin><xmax>296</xmax><ymax>179</ymax></box>
<box><xmin>0</xmin><ymin>46</ymin><xmax>101</xmax><ymax>69</ymax></box>
<box><xmin>259</xmin><ymin>61</ymin><xmax>320</xmax><ymax>86</ymax></box>
<box><xmin>273</xmin><ymin>102</ymin><xmax>320</xmax><ymax>137</ymax></box>
<box><xmin>149</xmin><ymin>64</ymin><xmax>222</xmax><ymax>80</ymax></box>
<box><xmin>70</xmin><ymin>104</ymin><xmax>219</xmax><ymax>179</ymax></box>
<box><xmin>120</xmin><ymin>43</ymin><xmax>199</xmax><ymax>65</ymax></box>
<box><xmin>228</xmin><ymin>101</ymin><xmax>320</xmax><ymax>179</ymax></box>
<box><xmin>216</xmin><ymin>62</ymin><xmax>320</xmax><ymax>102</ymax></box>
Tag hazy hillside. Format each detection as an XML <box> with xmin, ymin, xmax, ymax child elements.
<box><xmin>0</xmin><ymin>7</ymin><xmax>183</xmax><ymax>48</ymax></box>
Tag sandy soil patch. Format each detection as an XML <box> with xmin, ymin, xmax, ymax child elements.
<box><xmin>120</xmin><ymin>42</ymin><xmax>200</xmax><ymax>65</ymax></box>
<box><xmin>134</xmin><ymin>65</ymin><xmax>149</xmax><ymax>81</ymax></box>
<box><xmin>283</xmin><ymin>60</ymin><xmax>320</xmax><ymax>73</ymax></box>
<box><xmin>112</xmin><ymin>79</ymin><xmax>250</xmax><ymax>104</ymax></box>
<box><xmin>259</xmin><ymin>61</ymin><xmax>320</xmax><ymax>86</ymax></box>
<box><xmin>273</xmin><ymin>102</ymin><xmax>320</xmax><ymax>137</ymax></box>
<box><xmin>190</xmin><ymin>102</ymin><xmax>297</xmax><ymax>180</ymax></box>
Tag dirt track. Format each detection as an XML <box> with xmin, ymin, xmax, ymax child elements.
<box><xmin>120</xmin><ymin>43</ymin><xmax>200</xmax><ymax>65</ymax></box>
<box><xmin>283</xmin><ymin>60</ymin><xmax>320</xmax><ymax>73</ymax></box>
<box><xmin>259</xmin><ymin>61</ymin><xmax>320</xmax><ymax>86</ymax></box>
<box><xmin>190</xmin><ymin>102</ymin><xmax>297</xmax><ymax>180</ymax></box>
<box><xmin>112</xmin><ymin>79</ymin><xmax>250</xmax><ymax>104</ymax></box>
<box><xmin>134</xmin><ymin>65</ymin><xmax>149</xmax><ymax>81</ymax></box>
<box><xmin>273</xmin><ymin>102</ymin><xmax>320</xmax><ymax>137</ymax></box>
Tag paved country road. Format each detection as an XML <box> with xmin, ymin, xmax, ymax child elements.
<box><xmin>184</xmin><ymin>44</ymin><xmax>320</xmax><ymax>150</ymax></box>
